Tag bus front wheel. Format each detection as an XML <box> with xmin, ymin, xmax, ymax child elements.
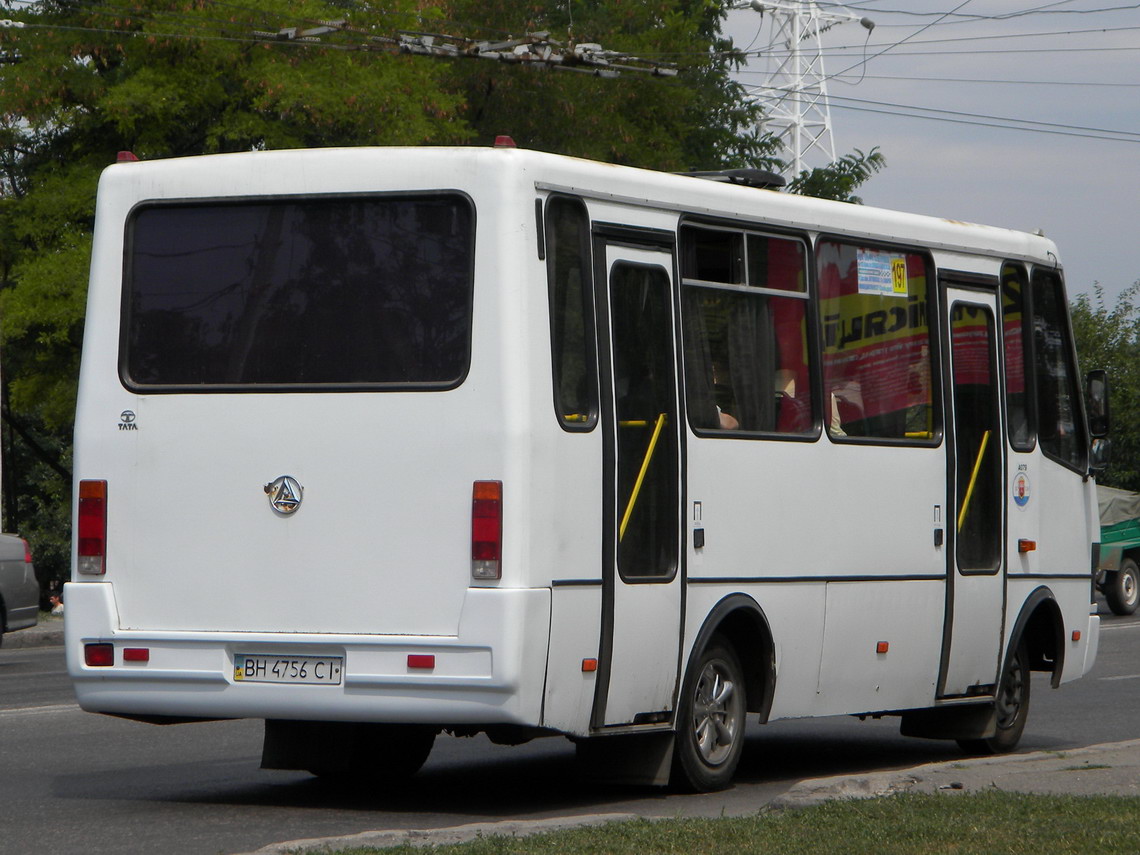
<box><xmin>672</xmin><ymin>635</ymin><xmax>746</xmax><ymax>792</ymax></box>
<box><xmin>957</xmin><ymin>640</ymin><xmax>1030</xmax><ymax>755</ymax></box>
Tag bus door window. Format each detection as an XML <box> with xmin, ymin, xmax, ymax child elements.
<box><xmin>951</xmin><ymin>303</ymin><xmax>1002</xmax><ymax>571</ymax></box>
<box><xmin>610</xmin><ymin>262</ymin><xmax>678</xmax><ymax>579</ymax></box>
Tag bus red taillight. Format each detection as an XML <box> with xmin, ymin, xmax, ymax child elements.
<box><xmin>77</xmin><ymin>479</ymin><xmax>108</xmax><ymax>575</ymax></box>
<box><xmin>85</xmin><ymin>643</ymin><xmax>114</xmax><ymax>667</ymax></box>
<box><xmin>471</xmin><ymin>480</ymin><xmax>502</xmax><ymax>580</ymax></box>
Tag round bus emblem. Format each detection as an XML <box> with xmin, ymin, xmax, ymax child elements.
<box><xmin>264</xmin><ymin>475</ymin><xmax>303</xmax><ymax>515</ymax></box>
<box><xmin>1012</xmin><ymin>472</ymin><xmax>1031</xmax><ymax>509</ymax></box>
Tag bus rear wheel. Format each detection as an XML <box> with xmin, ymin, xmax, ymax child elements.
<box><xmin>957</xmin><ymin>640</ymin><xmax>1030</xmax><ymax>755</ymax></box>
<box><xmin>672</xmin><ymin>636</ymin><xmax>746</xmax><ymax>792</ymax></box>
<box><xmin>1105</xmin><ymin>557</ymin><xmax>1140</xmax><ymax>616</ymax></box>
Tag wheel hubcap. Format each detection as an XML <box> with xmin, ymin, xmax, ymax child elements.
<box><xmin>1124</xmin><ymin>571</ymin><xmax>1138</xmax><ymax>606</ymax></box>
<box><xmin>692</xmin><ymin>660</ymin><xmax>739</xmax><ymax>766</ymax></box>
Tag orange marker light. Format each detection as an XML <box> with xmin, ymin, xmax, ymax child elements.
<box><xmin>581</xmin><ymin>658</ymin><xmax>598</xmax><ymax>673</ymax></box>
<box><xmin>876</xmin><ymin>641</ymin><xmax>890</xmax><ymax>655</ymax></box>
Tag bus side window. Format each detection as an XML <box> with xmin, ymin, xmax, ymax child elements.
<box><xmin>1031</xmin><ymin>269</ymin><xmax>1086</xmax><ymax>470</ymax></box>
<box><xmin>545</xmin><ymin>197</ymin><xmax>597</xmax><ymax>429</ymax></box>
<box><xmin>817</xmin><ymin>241</ymin><xmax>937</xmax><ymax>443</ymax></box>
<box><xmin>680</xmin><ymin>225</ymin><xmax>814</xmax><ymax>436</ymax></box>
<box><xmin>1001</xmin><ymin>263</ymin><xmax>1034</xmax><ymax>451</ymax></box>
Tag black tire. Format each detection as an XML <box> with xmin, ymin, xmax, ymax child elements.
<box><xmin>957</xmin><ymin>640</ymin><xmax>1030</xmax><ymax>755</ymax></box>
<box><xmin>1105</xmin><ymin>557</ymin><xmax>1140</xmax><ymax>616</ymax></box>
<box><xmin>308</xmin><ymin>724</ymin><xmax>436</xmax><ymax>782</ymax></box>
<box><xmin>672</xmin><ymin>635</ymin><xmax>747</xmax><ymax>792</ymax></box>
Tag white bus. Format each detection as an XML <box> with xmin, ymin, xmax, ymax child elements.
<box><xmin>67</xmin><ymin>143</ymin><xmax>1106</xmax><ymax>791</ymax></box>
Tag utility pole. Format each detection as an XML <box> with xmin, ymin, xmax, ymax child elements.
<box><xmin>734</xmin><ymin>1</ymin><xmax>873</xmax><ymax>176</ymax></box>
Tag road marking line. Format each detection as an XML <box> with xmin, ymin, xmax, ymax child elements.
<box><xmin>0</xmin><ymin>703</ymin><xmax>80</xmax><ymax>717</ymax></box>
<box><xmin>1099</xmin><ymin>674</ymin><xmax>1140</xmax><ymax>682</ymax></box>
<box><xmin>1099</xmin><ymin>622</ymin><xmax>1140</xmax><ymax>631</ymax></box>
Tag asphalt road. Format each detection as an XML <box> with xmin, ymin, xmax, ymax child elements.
<box><xmin>2</xmin><ymin>602</ymin><xmax>1137</xmax><ymax>855</ymax></box>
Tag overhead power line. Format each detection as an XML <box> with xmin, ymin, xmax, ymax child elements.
<box><xmin>745</xmin><ymin>89</ymin><xmax>1140</xmax><ymax>144</ymax></box>
<box><xmin>0</xmin><ymin>12</ymin><xmax>679</xmax><ymax>78</ymax></box>
<box><xmin>256</xmin><ymin>24</ymin><xmax>679</xmax><ymax>76</ymax></box>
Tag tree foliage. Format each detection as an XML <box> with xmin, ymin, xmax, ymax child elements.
<box><xmin>0</xmin><ymin>0</ymin><xmax>887</xmax><ymax>589</ymax></box>
<box><xmin>1071</xmin><ymin>282</ymin><xmax>1140</xmax><ymax>491</ymax></box>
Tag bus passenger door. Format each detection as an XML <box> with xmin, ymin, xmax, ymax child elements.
<box><xmin>940</xmin><ymin>286</ymin><xmax>1006</xmax><ymax>697</ymax></box>
<box><xmin>592</xmin><ymin>237</ymin><xmax>684</xmax><ymax>728</ymax></box>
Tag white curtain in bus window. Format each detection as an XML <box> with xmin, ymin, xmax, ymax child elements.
<box><xmin>816</xmin><ymin>241</ymin><xmax>934</xmax><ymax>441</ymax></box>
<box><xmin>680</xmin><ymin>226</ymin><xmax>812</xmax><ymax>435</ymax></box>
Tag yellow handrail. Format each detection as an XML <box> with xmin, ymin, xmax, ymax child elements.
<box><xmin>957</xmin><ymin>429</ymin><xmax>991</xmax><ymax>532</ymax></box>
<box><xmin>619</xmin><ymin>412</ymin><xmax>667</xmax><ymax>542</ymax></box>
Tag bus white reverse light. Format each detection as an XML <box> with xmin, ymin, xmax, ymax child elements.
<box><xmin>471</xmin><ymin>480</ymin><xmax>502</xmax><ymax>580</ymax></box>
<box><xmin>77</xmin><ymin>479</ymin><xmax>108</xmax><ymax>575</ymax></box>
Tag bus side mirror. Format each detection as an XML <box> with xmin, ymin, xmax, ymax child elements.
<box><xmin>1090</xmin><ymin>437</ymin><xmax>1111</xmax><ymax>474</ymax></box>
<box><xmin>1086</xmin><ymin>369</ymin><xmax>1110</xmax><ymax>438</ymax></box>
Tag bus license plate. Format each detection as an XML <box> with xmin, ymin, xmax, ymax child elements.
<box><xmin>234</xmin><ymin>654</ymin><xmax>343</xmax><ymax>685</ymax></box>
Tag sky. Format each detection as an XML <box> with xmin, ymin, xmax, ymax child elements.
<box><xmin>723</xmin><ymin>0</ymin><xmax>1140</xmax><ymax>307</ymax></box>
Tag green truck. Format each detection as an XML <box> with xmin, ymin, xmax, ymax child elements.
<box><xmin>1098</xmin><ymin>485</ymin><xmax>1140</xmax><ymax>615</ymax></box>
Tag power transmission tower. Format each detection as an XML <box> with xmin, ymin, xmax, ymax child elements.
<box><xmin>734</xmin><ymin>1</ymin><xmax>873</xmax><ymax>176</ymax></box>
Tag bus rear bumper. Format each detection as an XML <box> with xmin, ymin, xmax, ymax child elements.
<box><xmin>64</xmin><ymin>582</ymin><xmax>551</xmax><ymax>727</ymax></box>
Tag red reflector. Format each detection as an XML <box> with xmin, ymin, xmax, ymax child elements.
<box><xmin>407</xmin><ymin>654</ymin><xmax>435</xmax><ymax>670</ymax></box>
<box><xmin>123</xmin><ymin>648</ymin><xmax>150</xmax><ymax>663</ymax></box>
<box><xmin>22</xmin><ymin>539</ymin><xmax>32</xmax><ymax>564</ymax></box>
<box><xmin>1018</xmin><ymin>539</ymin><xmax>1037</xmax><ymax>553</ymax></box>
<box><xmin>116</xmin><ymin>150</ymin><xmax>139</xmax><ymax>162</ymax></box>
<box><xmin>582</xmin><ymin>658</ymin><xmax>598</xmax><ymax>673</ymax></box>
<box><xmin>85</xmin><ymin>643</ymin><xmax>114</xmax><ymax>667</ymax></box>
<box><xmin>472</xmin><ymin>481</ymin><xmax>503</xmax><ymax>579</ymax></box>
<box><xmin>77</xmin><ymin>480</ymin><xmax>108</xmax><ymax>575</ymax></box>
<box><xmin>493</xmin><ymin>135</ymin><xmax>517</xmax><ymax>148</ymax></box>
<box><xmin>876</xmin><ymin>641</ymin><xmax>889</xmax><ymax>655</ymax></box>
<box><xmin>1072</xmin><ymin>630</ymin><xmax>1082</xmax><ymax>642</ymax></box>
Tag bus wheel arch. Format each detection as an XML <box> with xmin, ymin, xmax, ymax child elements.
<box><xmin>1012</xmin><ymin>586</ymin><xmax>1065</xmax><ymax>689</ymax></box>
<box><xmin>687</xmin><ymin>594</ymin><xmax>776</xmax><ymax>721</ymax></box>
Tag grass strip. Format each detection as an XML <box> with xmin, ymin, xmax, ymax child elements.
<box><xmin>321</xmin><ymin>791</ymin><xmax>1140</xmax><ymax>855</ymax></box>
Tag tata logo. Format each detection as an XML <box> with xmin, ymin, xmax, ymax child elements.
<box><xmin>264</xmin><ymin>475</ymin><xmax>303</xmax><ymax>515</ymax></box>
<box><xmin>118</xmin><ymin>410</ymin><xmax>138</xmax><ymax>431</ymax></box>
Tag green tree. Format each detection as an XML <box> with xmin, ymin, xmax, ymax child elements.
<box><xmin>1</xmin><ymin>0</ymin><xmax>468</xmax><ymax>587</ymax></box>
<box><xmin>1</xmin><ymin>0</ymin><xmax>888</xmax><ymax>588</ymax></box>
<box><xmin>789</xmin><ymin>147</ymin><xmax>886</xmax><ymax>203</ymax></box>
<box><xmin>1071</xmin><ymin>282</ymin><xmax>1140</xmax><ymax>491</ymax></box>
<box><xmin>444</xmin><ymin>0</ymin><xmax>778</xmax><ymax>170</ymax></box>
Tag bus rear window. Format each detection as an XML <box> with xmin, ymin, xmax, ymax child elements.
<box><xmin>123</xmin><ymin>195</ymin><xmax>474</xmax><ymax>389</ymax></box>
